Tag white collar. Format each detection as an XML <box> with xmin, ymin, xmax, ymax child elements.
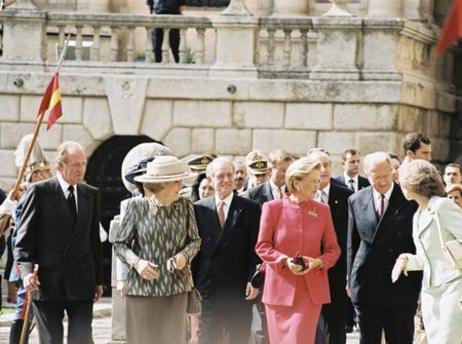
<box><xmin>321</xmin><ymin>183</ymin><xmax>331</xmax><ymax>197</ymax></box>
<box><xmin>344</xmin><ymin>172</ymin><xmax>359</xmax><ymax>185</ymax></box>
<box><xmin>57</xmin><ymin>172</ymin><xmax>76</xmax><ymax>195</ymax></box>
<box><xmin>215</xmin><ymin>192</ymin><xmax>234</xmax><ymax>208</ymax></box>
<box><xmin>373</xmin><ymin>183</ymin><xmax>394</xmax><ymax>201</ymax></box>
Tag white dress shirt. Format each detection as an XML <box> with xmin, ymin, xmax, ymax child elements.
<box><xmin>344</xmin><ymin>172</ymin><xmax>359</xmax><ymax>192</ymax></box>
<box><xmin>270</xmin><ymin>180</ymin><xmax>285</xmax><ymax>200</ymax></box>
<box><xmin>372</xmin><ymin>183</ymin><xmax>394</xmax><ymax>216</ymax></box>
<box><xmin>215</xmin><ymin>192</ymin><xmax>234</xmax><ymax>223</ymax></box>
<box><xmin>316</xmin><ymin>184</ymin><xmax>331</xmax><ymax>204</ymax></box>
<box><xmin>57</xmin><ymin>172</ymin><xmax>78</xmax><ymax>212</ymax></box>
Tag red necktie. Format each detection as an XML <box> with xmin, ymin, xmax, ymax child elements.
<box><xmin>217</xmin><ymin>202</ymin><xmax>225</xmax><ymax>229</ymax></box>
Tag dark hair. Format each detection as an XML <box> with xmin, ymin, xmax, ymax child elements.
<box><xmin>445</xmin><ymin>163</ymin><xmax>461</xmax><ymax>172</ymax></box>
<box><xmin>403</xmin><ymin>133</ymin><xmax>431</xmax><ymax>154</ymax></box>
<box><xmin>191</xmin><ymin>173</ymin><xmax>207</xmax><ymax>202</ymax></box>
<box><xmin>341</xmin><ymin>149</ymin><xmax>360</xmax><ymax>161</ymax></box>
<box><xmin>388</xmin><ymin>153</ymin><xmax>401</xmax><ymax>163</ymax></box>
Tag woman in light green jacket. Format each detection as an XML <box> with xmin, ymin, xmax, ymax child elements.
<box><xmin>392</xmin><ymin>159</ymin><xmax>462</xmax><ymax>344</ymax></box>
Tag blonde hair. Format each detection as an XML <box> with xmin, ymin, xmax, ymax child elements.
<box><xmin>285</xmin><ymin>157</ymin><xmax>321</xmax><ymax>194</ymax></box>
<box><xmin>399</xmin><ymin>159</ymin><xmax>445</xmax><ymax>198</ymax></box>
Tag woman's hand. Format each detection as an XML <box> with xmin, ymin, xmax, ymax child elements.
<box><xmin>305</xmin><ymin>257</ymin><xmax>323</xmax><ymax>271</ymax></box>
<box><xmin>116</xmin><ymin>280</ymin><xmax>127</xmax><ymax>298</ymax></box>
<box><xmin>391</xmin><ymin>255</ymin><xmax>409</xmax><ymax>283</ymax></box>
<box><xmin>135</xmin><ymin>259</ymin><xmax>159</xmax><ymax>281</ymax></box>
<box><xmin>285</xmin><ymin>258</ymin><xmax>307</xmax><ymax>275</ymax></box>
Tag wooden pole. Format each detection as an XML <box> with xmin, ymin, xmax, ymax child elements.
<box><xmin>19</xmin><ymin>264</ymin><xmax>39</xmax><ymax>344</ymax></box>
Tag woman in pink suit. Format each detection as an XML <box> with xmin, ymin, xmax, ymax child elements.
<box><xmin>255</xmin><ymin>157</ymin><xmax>341</xmax><ymax>344</ymax></box>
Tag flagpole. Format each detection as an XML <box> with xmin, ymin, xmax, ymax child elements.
<box><xmin>7</xmin><ymin>35</ymin><xmax>70</xmax><ymax>199</ymax></box>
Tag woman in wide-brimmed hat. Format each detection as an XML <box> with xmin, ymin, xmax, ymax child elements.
<box><xmin>114</xmin><ymin>155</ymin><xmax>201</xmax><ymax>344</ymax></box>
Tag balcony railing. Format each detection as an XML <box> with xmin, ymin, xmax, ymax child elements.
<box><xmin>0</xmin><ymin>5</ymin><xmax>445</xmax><ymax>81</ymax></box>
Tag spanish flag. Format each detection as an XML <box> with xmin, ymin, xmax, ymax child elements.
<box><xmin>436</xmin><ymin>0</ymin><xmax>462</xmax><ymax>55</ymax></box>
<box><xmin>37</xmin><ymin>72</ymin><xmax>63</xmax><ymax>130</ymax></box>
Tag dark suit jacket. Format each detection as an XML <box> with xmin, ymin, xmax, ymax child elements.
<box><xmin>346</xmin><ymin>184</ymin><xmax>421</xmax><ymax>306</ymax></box>
<box><xmin>334</xmin><ymin>175</ymin><xmax>370</xmax><ymax>191</ymax></box>
<box><xmin>326</xmin><ymin>182</ymin><xmax>354</xmax><ymax>301</ymax></box>
<box><xmin>14</xmin><ymin>177</ymin><xmax>102</xmax><ymax>302</ymax></box>
<box><xmin>244</xmin><ymin>182</ymin><xmax>274</xmax><ymax>208</ymax></box>
<box><xmin>192</xmin><ymin>194</ymin><xmax>261</xmax><ymax>306</ymax></box>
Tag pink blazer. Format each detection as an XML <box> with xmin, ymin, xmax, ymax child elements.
<box><xmin>255</xmin><ymin>196</ymin><xmax>340</xmax><ymax>306</ymax></box>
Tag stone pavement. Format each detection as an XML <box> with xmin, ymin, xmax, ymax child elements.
<box><xmin>0</xmin><ymin>298</ymin><xmax>360</xmax><ymax>343</ymax></box>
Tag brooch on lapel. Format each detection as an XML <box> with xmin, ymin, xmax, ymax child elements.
<box><xmin>308</xmin><ymin>208</ymin><xmax>318</xmax><ymax>218</ymax></box>
<box><xmin>334</xmin><ymin>200</ymin><xmax>338</xmax><ymax>205</ymax></box>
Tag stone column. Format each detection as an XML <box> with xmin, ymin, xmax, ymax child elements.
<box><xmin>362</xmin><ymin>19</ymin><xmax>403</xmax><ymax>80</ymax></box>
<box><xmin>272</xmin><ymin>0</ymin><xmax>308</xmax><ymax>17</ymax></box>
<box><xmin>1</xmin><ymin>0</ymin><xmax>47</xmax><ymax>62</ymax></box>
<box><xmin>245</xmin><ymin>0</ymin><xmax>273</xmax><ymax>16</ymax></box>
<box><xmin>367</xmin><ymin>0</ymin><xmax>403</xmax><ymax>17</ymax></box>
<box><xmin>310</xmin><ymin>16</ymin><xmax>362</xmax><ymax>80</ymax></box>
<box><xmin>210</xmin><ymin>1</ymin><xmax>258</xmax><ymax>78</ymax></box>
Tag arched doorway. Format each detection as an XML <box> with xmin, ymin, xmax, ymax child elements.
<box><xmin>85</xmin><ymin>135</ymin><xmax>159</xmax><ymax>294</ymax></box>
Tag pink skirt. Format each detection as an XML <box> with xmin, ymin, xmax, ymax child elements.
<box><xmin>265</xmin><ymin>278</ymin><xmax>321</xmax><ymax>344</ymax></box>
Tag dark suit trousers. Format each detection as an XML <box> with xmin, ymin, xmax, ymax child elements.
<box><xmin>152</xmin><ymin>28</ymin><xmax>180</xmax><ymax>63</ymax></box>
<box><xmin>33</xmin><ymin>300</ymin><xmax>93</xmax><ymax>344</ymax></box>
<box><xmin>316</xmin><ymin>296</ymin><xmax>347</xmax><ymax>344</ymax></box>
<box><xmin>200</xmin><ymin>299</ymin><xmax>252</xmax><ymax>344</ymax></box>
<box><xmin>354</xmin><ymin>303</ymin><xmax>416</xmax><ymax>344</ymax></box>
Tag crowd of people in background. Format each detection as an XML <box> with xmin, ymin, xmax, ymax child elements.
<box><xmin>0</xmin><ymin>131</ymin><xmax>461</xmax><ymax>344</ymax></box>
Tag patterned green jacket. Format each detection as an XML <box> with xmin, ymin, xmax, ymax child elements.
<box><xmin>114</xmin><ymin>196</ymin><xmax>201</xmax><ymax>296</ymax></box>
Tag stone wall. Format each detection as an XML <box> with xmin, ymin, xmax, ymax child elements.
<box><xmin>0</xmin><ymin>71</ymin><xmax>455</xmax><ymax>187</ymax></box>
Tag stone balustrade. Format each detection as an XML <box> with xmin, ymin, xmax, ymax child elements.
<box><xmin>0</xmin><ymin>5</ymin><xmax>447</xmax><ymax>82</ymax></box>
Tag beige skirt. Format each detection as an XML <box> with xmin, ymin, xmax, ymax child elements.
<box><xmin>126</xmin><ymin>293</ymin><xmax>188</xmax><ymax>344</ymax></box>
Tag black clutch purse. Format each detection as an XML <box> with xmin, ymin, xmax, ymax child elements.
<box><xmin>250</xmin><ymin>263</ymin><xmax>266</xmax><ymax>289</ymax></box>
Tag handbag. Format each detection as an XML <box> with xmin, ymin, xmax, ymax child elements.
<box><xmin>434</xmin><ymin>211</ymin><xmax>462</xmax><ymax>270</ymax></box>
<box><xmin>187</xmin><ymin>288</ymin><xmax>202</xmax><ymax>315</ymax></box>
<box><xmin>250</xmin><ymin>263</ymin><xmax>266</xmax><ymax>289</ymax></box>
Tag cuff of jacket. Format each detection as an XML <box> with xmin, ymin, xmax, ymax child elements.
<box><xmin>18</xmin><ymin>262</ymin><xmax>33</xmax><ymax>280</ymax></box>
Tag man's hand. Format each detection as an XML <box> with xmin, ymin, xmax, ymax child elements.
<box><xmin>94</xmin><ymin>285</ymin><xmax>104</xmax><ymax>301</ymax></box>
<box><xmin>245</xmin><ymin>282</ymin><xmax>259</xmax><ymax>301</ymax></box>
<box><xmin>135</xmin><ymin>259</ymin><xmax>159</xmax><ymax>281</ymax></box>
<box><xmin>345</xmin><ymin>285</ymin><xmax>352</xmax><ymax>298</ymax></box>
<box><xmin>23</xmin><ymin>273</ymin><xmax>40</xmax><ymax>292</ymax></box>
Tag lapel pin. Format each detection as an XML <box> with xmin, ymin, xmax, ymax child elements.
<box><xmin>308</xmin><ymin>208</ymin><xmax>318</xmax><ymax>218</ymax></box>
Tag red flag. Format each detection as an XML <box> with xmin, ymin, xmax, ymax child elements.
<box><xmin>37</xmin><ymin>73</ymin><xmax>63</xmax><ymax>130</ymax></box>
<box><xmin>436</xmin><ymin>0</ymin><xmax>462</xmax><ymax>55</ymax></box>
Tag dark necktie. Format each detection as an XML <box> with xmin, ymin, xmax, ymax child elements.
<box><xmin>217</xmin><ymin>202</ymin><xmax>225</xmax><ymax>229</ymax></box>
<box><xmin>67</xmin><ymin>185</ymin><xmax>77</xmax><ymax>221</ymax></box>
<box><xmin>348</xmin><ymin>179</ymin><xmax>355</xmax><ymax>192</ymax></box>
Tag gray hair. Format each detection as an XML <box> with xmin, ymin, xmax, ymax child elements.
<box><xmin>206</xmin><ymin>157</ymin><xmax>235</xmax><ymax>178</ymax></box>
<box><xmin>306</xmin><ymin>148</ymin><xmax>331</xmax><ymax>164</ymax></box>
<box><xmin>399</xmin><ymin>159</ymin><xmax>445</xmax><ymax>198</ymax></box>
<box><xmin>363</xmin><ymin>152</ymin><xmax>392</xmax><ymax>175</ymax></box>
<box><xmin>144</xmin><ymin>182</ymin><xmax>168</xmax><ymax>194</ymax></box>
<box><xmin>55</xmin><ymin>141</ymin><xmax>85</xmax><ymax>166</ymax></box>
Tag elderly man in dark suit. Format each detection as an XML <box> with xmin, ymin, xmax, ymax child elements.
<box><xmin>14</xmin><ymin>141</ymin><xmax>102</xmax><ymax>344</ymax></box>
<box><xmin>347</xmin><ymin>151</ymin><xmax>421</xmax><ymax>344</ymax></box>
<box><xmin>307</xmin><ymin>149</ymin><xmax>353</xmax><ymax>344</ymax></box>
<box><xmin>193</xmin><ymin>157</ymin><xmax>261</xmax><ymax>344</ymax></box>
<box><xmin>334</xmin><ymin>149</ymin><xmax>370</xmax><ymax>192</ymax></box>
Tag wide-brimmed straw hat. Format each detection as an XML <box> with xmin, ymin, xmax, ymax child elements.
<box><xmin>134</xmin><ymin>156</ymin><xmax>194</xmax><ymax>183</ymax></box>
